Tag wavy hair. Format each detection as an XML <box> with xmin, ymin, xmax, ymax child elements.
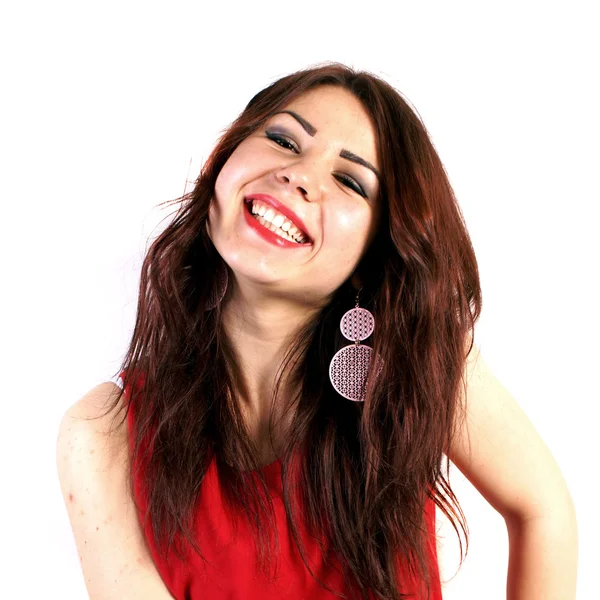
<box><xmin>98</xmin><ymin>61</ymin><xmax>482</xmax><ymax>600</ymax></box>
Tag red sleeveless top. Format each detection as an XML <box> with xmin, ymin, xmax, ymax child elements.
<box><xmin>119</xmin><ymin>370</ymin><xmax>443</xmax><ymax>600</ymax></box>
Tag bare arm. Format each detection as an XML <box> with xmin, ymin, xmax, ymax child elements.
<box><xmin>448</xmin><ymin>343</ymin><xmax>578</xmax><ymax>600</ymax></box>
<box><xmin>56</xmin><ymin>382</ymin><xmax>176</xmax><ymax>600</ymax></box>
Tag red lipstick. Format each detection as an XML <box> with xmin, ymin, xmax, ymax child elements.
<box><xmin>244</xmin><ymin>193</ymin><xmax>312</xmax><ymax>242</ymax></box>
<box><xmin>243</xmin><ymin>198</ymin><xmax>312</xmax><ymax>249</ymax></box>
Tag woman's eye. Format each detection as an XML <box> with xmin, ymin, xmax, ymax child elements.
<box><xmin>336</xmin><ymin>174</ymin><xmax>367</xmax><ymax>198</ymax></box>
<box><xmin>266</xmin><ymin>132</ymin><xmax>298</xmax><ymax>153</ymax></box>
<box><xmin>265</xmin><ymin>131</ymin><xmax>367</xmax><ymax>199</ymax></box>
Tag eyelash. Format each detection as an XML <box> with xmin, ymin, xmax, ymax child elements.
<box><xmin>265</xmin><ymin>132</ymin><xmax>368</xmax><ymax>198</ymax></box>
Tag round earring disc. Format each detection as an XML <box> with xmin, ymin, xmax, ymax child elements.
<box><xmin>329</xmin><ymin>344</ymin><xmax>375</xmax><ymax>402</ymax></box>
<box><xmin>340</xmin><ymin>307</ymin><xmax>375</xmax><ymax>342</ymax></box>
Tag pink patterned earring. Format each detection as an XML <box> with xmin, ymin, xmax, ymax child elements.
<box><xmin>204</xmin><ymin>261</ymin><xmax>229</xmax><ymax>311</ymax></box>
<box><xmin>329</xmin><ymin>287</ymin><xmax>384</xmax><ymax>402</ymax></box>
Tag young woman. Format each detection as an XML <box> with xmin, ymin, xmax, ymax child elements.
<box><xmin>57</xmin><ymin>63</ymin><xmax>578</xmax><ymax>600</ymax></box>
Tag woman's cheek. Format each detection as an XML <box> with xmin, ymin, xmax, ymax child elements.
<box><xmin>214</xmin><ymin>143</ymin><xmax>254</xmax><ymax>202</ymax></box>
<box><xmin>325</xmin><ymin>219</ymin><xmax>368</xmax><ymax>268</ymax></box>
<box><xmin>329</xmin><ymin>205</ymin><xmax>371</xmax><ymax>242</ymax></box>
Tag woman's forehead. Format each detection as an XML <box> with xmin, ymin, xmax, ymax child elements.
<box><xmin>274</xmin><ymin>86</ymin><xmax>381</xmax><ymax>173</ymax></box>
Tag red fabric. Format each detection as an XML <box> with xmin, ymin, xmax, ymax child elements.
<box><xmin>121</xmin><ymin>370</ymin><xmax>443</xmax><ymax>599</ymax></box>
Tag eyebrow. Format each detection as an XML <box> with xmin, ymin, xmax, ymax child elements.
<box><xmin>272</xmin><ymin>110</ymin><xmax>381</xmax><ymax>182</ymax></box>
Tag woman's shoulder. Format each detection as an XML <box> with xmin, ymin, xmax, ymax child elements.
<box><xmin>62</xmin><ymin>381</ymin><xmax>128</xmax><ymax>439</ymax></box>
<box><xmin>58</xmin><ymin>380</ymin><xmax>132</xmax><ymax>492</ymax></box>
<box><xmin>56</xmin><ymin>381</ymin><xmax>173</xmax><ymax>598</ymax></box>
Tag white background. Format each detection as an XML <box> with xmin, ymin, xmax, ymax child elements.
<box><xmin>1</xmin><ymin>1</ymin><xmax>597</xmax><ymax>598</ymax></box>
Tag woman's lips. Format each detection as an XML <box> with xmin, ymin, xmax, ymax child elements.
<box><xmin>243</xmin><ymin>200</ymin><xmax>312</xmax><ymax>249</ymax></box>
<box><xmin>244</xmin><ymin>193</ymin><xmax>312</xmax><ymax>242</ymax></box>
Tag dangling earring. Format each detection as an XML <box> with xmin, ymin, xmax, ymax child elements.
<box><xmin>329</xmin><ymin>287</ymin><xmax>384</xmax><ymax>402</ymax></box>
<box><xmin>204</xmin><ymin>260</ymin><xmax>228</xmax><ymax>311</ymax></box>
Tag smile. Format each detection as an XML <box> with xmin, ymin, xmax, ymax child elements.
<box><xmin>243</xmin><ymin>200</ymin><xmax>313</xmax><ymax>249</ymax></box>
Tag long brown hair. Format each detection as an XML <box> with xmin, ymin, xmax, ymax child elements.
<box><xmin>97</xmin><ymin>61</ymin><xmax>481</xmax><ymax>600</ymax></box>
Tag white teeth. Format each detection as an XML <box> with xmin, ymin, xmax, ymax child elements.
<box><xmin>253</xmin><ymin>214</ymin><xmax>302</xmax><ymax>243</ymax></box>
<box><xmin>248</xmin><ymin>199</ymin><xmax>309</xmax><ymax>243</ymax></box>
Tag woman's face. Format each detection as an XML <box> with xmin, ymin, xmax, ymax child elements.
<box><xmin>207</xmin><ymin>84</ymin><xmax>382</xmax><ymax>304</ymax></box>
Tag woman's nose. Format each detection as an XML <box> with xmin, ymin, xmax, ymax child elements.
<box><xmin>276</xmin><ymin>162</ymin><xmax>320</xmax><ymax>203</ymax></box>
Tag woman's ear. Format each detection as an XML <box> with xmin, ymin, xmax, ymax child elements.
<box><xmin>350</xmin><ymin>271</ymin><xmax>363</xmax><ymax>290</ymax></box>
